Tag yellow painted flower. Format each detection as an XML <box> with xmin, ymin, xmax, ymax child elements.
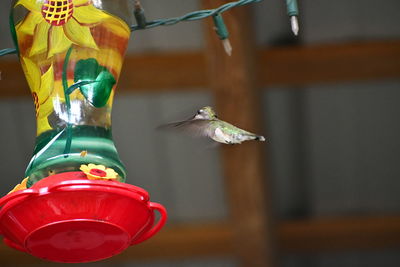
<box><xmin>8</xmin><ymin>177</ymin><xmax>29</xmax><ymax>194</ymax></box>
<box><xmin>80</xmin><ymin>164</ymin><xmax>118</xmax><ymax>180</ymax></box>
<box><xmin>15</xmin><ymin>0</ymin><xmax>110</xmax><ymax>58</ymax></box>
<box><xmin>22</xmin><ymin>57</ymin><xmax>62</xmax><ymax>134</ymax></box>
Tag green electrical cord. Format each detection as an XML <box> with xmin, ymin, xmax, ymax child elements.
<box><xmin>0</xmin><ymin>48</ymin><xmax>17</xmax><ymax>56</ymax></box>
<box><xmin>131</xmin><ymin>0</ymin><xmax>262</xmax><ymax>55</ymax></box>
<box><xmin>130</xmin><ymin>0</ymin><xmax>262</xmax><ymax>31</ymax></box>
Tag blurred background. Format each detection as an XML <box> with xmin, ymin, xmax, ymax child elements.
<box><xmin>1</xmin><ymin>0</ymin><xmax>400</xmax><ymax>266</ymax></box>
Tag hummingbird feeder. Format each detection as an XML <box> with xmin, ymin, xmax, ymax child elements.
<box><xmin>0</xmin><ymin>0</ymin><xmax>167</xmax><ymax>263</ymax></box>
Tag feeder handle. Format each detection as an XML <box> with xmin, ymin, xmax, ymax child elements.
<box><xmin>131</xmin><ymin>202</ymin><xmax>167</xmax><ymax>245</ymax></box>
<box><xmin>0</xmin><ymin>189</ymin><xmax>38</xmax><ymax>208</ymax></box>
<box><xmin>0</xmin><ymin>189</ymin><xmax>38</xmax><ymax>237</ymax></box>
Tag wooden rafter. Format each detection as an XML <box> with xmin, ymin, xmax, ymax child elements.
<box><xmin>1</xmin><ymin>41</ymin><xmax>400</xmax><ymax>98</ymax></box>
<box><xmin>259</xmin><ymin>41</ymin><xmax>400</xmax><ymax>86</ymax></box>
<box><xmin>280</xmin><ymin>216</ymin><xmax>400</xmax><ymax>252</ymax></box>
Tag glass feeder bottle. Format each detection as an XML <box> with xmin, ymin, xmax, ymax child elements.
<box><xmin>10</xmin><ymin>0</ymin><xmax>134</xmax><ymax>186</ymax></box>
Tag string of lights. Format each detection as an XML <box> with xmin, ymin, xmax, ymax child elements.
<box><xmin>131</xmin><ymin>0</ymin><xmax>263</xmax><ymax>31</ymax></box>
<box><xmin>0</xmin><ymin>0</ymin><xmax>299</xmax><ymax>57</ymax></box>
<box><xmin>132</xmin><ymin>0</ymin><xmax>264</xmax><ymax>55</ymax></box>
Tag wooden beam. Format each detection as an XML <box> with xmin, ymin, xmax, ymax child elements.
<box><xmin>1</xmin><ymin>41</ymin><xmax>400</xmax><ymax>97</ymax></box>
<box><xmin>259</xmin><ymin>41</ymin><xmax>400</xmax><ymax>86</ymax></box>
<box><xmin>202</xmin><ymin>1</ymin><xmax>274</xmax><ymax>267</ymax></box>
<box><xmin>279</xmin><ymin>216</ymin><xmax>400</xmax><ymax>253</ymax></box>
<box><xmin>0</xmin><ymin>58</ymin><xmax>29</xmax><ymax>98</ymax></box>
<box><xmin>112</xmin><ymin>222</ymin><xmax>234</xmax><ymax>262</ymax></box>
<box><xmin>118</xmin><ymin>51</ymin><xmax>207</xmax><ymax>92</ymax></box>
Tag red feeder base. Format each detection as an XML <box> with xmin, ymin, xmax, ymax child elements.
<box><xmin>0</xmin><ymin>172</ymin><xmax>167</xmax><ymax>263</ymax></box>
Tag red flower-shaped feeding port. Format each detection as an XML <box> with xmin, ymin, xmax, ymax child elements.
<box><xmin>0</xmin><ymin>172</ymin><xmax>167</xmax><ymax>263</ymax></box>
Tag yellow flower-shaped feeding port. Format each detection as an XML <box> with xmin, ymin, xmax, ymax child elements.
<box><xmin>80</xmin><ymin>164</ymin><xmax>119</xmax><ymax>181</ymax></box>
<box><xmin>15</xmin><ymin>0</ymin><xmax>110</xmax><ymax>58</ymax></box>
<box><xmin>8</xmin><ymin>177</ymin><xmax>29</xmax><ymax>195</ymax></box>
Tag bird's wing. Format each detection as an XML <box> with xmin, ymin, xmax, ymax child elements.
<box><xmin>157</xmin><ymin>119</ymin><xmax>212</xmax><ymax>138</ymax></box>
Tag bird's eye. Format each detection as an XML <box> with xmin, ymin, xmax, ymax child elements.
<box><xmin>197</xmin><ymin>110</ymin><xmax>202</xmax><ymax>114</ymax></box>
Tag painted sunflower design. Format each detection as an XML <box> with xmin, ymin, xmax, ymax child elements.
<box><xmin>15</xmin><ymin>0</ymin><xmax>110</xmax><ymax>58</ymax></box>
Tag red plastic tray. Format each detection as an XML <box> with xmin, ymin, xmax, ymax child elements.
<box><xmin>0</xmin><ymin>172</ymin><xmax>167</xmax><ymax>263</ymax></box>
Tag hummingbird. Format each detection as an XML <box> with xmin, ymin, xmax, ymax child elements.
<box><xmin>159</xmin><ymin>106</ymin><xmax>265</xmax><ymax>145</ymax></box>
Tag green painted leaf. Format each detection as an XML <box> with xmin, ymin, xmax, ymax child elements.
<box><xmin>66</xmin><ymin>80</ymin><xmax>97</xmax><ymax>95</ymax></box>
<box><xmin>74</xmin><ymin>58</ymin><xmax>116</xmax><ymax>107</ymax></box>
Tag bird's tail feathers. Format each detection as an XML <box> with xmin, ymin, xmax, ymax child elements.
<box><xmin>255</xmin><ymin>135</ymin><xmax>266</xmax><ymax>141</ymax></box>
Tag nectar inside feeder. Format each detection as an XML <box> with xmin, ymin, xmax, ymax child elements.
<box><xmin>0</xmin><ymin>0</ymin><xmax>167</xmax><ymax>263</ymax></box>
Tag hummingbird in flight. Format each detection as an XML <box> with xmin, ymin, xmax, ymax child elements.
<box><xmin>159</xmin><ymin>106</ymin><xmax>265</xmax><ymax>145</ymax></box>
